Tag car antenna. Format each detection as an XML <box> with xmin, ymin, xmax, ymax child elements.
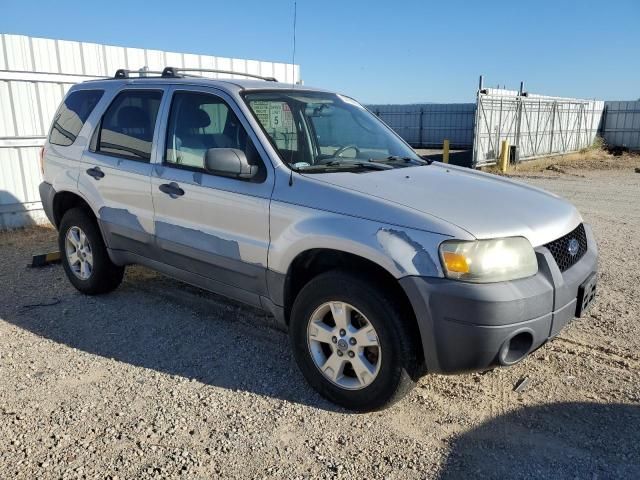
<box><xmin>288</xmin><ymin>144</ymin><xmax>295</xmax><ymax>186</ymax></box>
<box><xmin>291</xmin><ymin>1</ymin><xmax>297</xmax><ymax>88</ymax></box>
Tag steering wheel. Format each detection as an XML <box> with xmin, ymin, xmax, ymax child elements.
<box><xmin>317</xmin><ymin>145</ymin><xmax>361</xmax><ymax>164</ymax></box>
<box><xmin>333</xmin><ymin>144</ymin><xmax>360</xmax><ymax>158</ymax></box>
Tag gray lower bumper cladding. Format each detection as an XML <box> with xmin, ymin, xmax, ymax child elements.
<box><xmin>400</xmin><ymin>225</ymin><xmax>598</xmax><ymax>374</ymax></box>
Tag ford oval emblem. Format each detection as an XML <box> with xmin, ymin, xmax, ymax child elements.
<box><xmin>567</xmin><ymin>238</ymin><xmax>580</xmax><ymax>256</ymax></box>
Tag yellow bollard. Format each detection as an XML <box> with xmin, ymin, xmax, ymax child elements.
<box><xmin>499</xmin><ymin>140</ymin><xmax>510</xmax><ymax>172</ymax></box>
<box><xmin>443</xmin><ymin>139</ymin><xmax>450</xmax><ymax>164</ymax></box>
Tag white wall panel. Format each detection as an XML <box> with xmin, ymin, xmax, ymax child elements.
<box><xmin>37</xmin><ymin>83</ymin><xmax>64</xmax><ymax>133</ymax></box>
<box><xmin>0</xmin><ymin>35</ymin><xmax>6</xmax><ymax>70</ymax></box>
<box><xmin>199</xmin><ymin>55</ymin><xmax>217</xmax><ymax>77</ymax></box>
<box><xmin>126</xmin><ymin>47</ymin><xmax>146</xmax><ymax>70</ymax></box>
<box><xmin>216</xmin><ymin>57</ymin><xmax>232</xmax><ymax>78</ymax></box>
<box><xmin>145</xmin><ymin>49</ymin><xmax>165</xmax><ymax>71</ymax></box>
<box><xmin>11</xmin><ymin>81</ymin><xmax>42</xmax><ymax>136</ymax></box>
<box><xmin>273</xmin><ymin>63</ymin><xmax>286</xmax><ymax>84</ymax></box>
<box><xmin>0</xmin><ymin>81</ymin><xmax>16</xmax><ymax>137</ymax></box>
<box><xmin>183</xmin><ymin>53</ymin><xmax>200</xmax><ymax>69</ymax></box>
<box><xmin>81</xmin><ymin>42</ymin><xmax>108</xmax><ymax>76</ymax></box>
<box><xmin>246</xmin><ymin>59</ymin><xmax>260</xmax><ymax>77</ymax></box>
<box><xmin>32</xmin><ymin>37</ymin><xmax>59</xmax><ymax>73</ymax></box>
<box><xmin>3</xmin><ymin>34</ymin><xmax>32</xmax><ymax>71</ymax></box>
<box><xmin>57</xmin><ymin>40</ymin><xmax>83</xmax><ymax>73</ymax></box>
<box><xmin>164</xmin><ymin>51</ymin><xmax>183</xmax><ymax>68</ymax></box>
<box><xmin>103</xmin><ymin>44</ymin><xmax>125</xmax><ymax>75</ymax></box>
<box><xmin>259</xmin><ymin>62</ymin><xmax>274</xmax><ymax>80</ymax></box>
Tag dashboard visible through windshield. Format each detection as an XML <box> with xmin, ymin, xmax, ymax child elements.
<box><xmin>242</xmin><ymin>90</ymin><xmax>425</xmax><ymax>173</ymax></box>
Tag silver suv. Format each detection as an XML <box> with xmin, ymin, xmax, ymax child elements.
<box><xmin>39</xmin><ymin>67</ymin><xmax>598</xmax><ymax>411</ymax></box>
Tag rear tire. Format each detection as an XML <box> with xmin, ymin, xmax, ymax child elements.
<box><xmin>58</xmin><ymin>207</ymin><xmax>124</xmax><ymax>295</ymax></box>
<box><xmin>289</xmin><ymin>271</ymin><xmax>418</xmax><ymax>411</ymax></box>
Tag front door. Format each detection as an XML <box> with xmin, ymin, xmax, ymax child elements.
<box><xmin>150</xmin><ymin>87</ymin><xmax>273</xmax><ymax>306</ymax></box>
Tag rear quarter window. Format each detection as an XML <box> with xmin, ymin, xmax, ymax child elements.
<box><xmin>48</xmin><ymin>90</ymin><xmax>104</xmax><ymax>146</ymax></box>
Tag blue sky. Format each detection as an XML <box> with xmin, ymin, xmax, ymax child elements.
<box><xmin>2</xmin><ymin>0</ymin><xmax>638</xmax><ymax>103</ymax></box>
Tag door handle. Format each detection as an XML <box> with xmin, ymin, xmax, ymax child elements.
<box><xmin>159</xmin><ymin>182</ymin><xmax>185</xmax><ymax>198</ymax></box>
<box><xmin>86</xmin><ymin>167</ymin><xmax>105</xmax><ymax>180</ymax></box>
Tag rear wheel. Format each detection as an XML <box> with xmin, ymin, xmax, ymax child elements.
<box><xmin>289</xmin><ymin>271</ymin><xmax>418</xmax><ymax>411</ymax></box>
<box><xmin>59</xmin><ymin>207</ymin><xmax>124</xmax><ymax>295</ymax></box>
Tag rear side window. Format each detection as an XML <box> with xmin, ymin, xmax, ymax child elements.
<box><xmin>96</xmin><ymin>90</ymin><xmax>162</xmax><ymax>161</ymax></box>
<box><xmin>49</xmin><ymin>89</ymin><xmax>103</xmax><ymax>146</ymax></box>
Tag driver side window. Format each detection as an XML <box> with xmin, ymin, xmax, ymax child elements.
<box><xmin>165</xmin><ymin>91</ymin><xmax>263</xmax><ymax>178</ymax></box>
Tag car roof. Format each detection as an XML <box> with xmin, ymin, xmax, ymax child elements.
<box><xmin>78</xmin><ymin>76</ymin><xmax>330</xmax><ymax>95</ymax></box>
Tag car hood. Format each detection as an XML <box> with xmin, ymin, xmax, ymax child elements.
<box><xmin>303</xmin><ymin>163</ymin><xmax>582</xmax><ymax>247</ymax></box>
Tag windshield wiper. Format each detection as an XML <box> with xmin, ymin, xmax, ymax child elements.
<box><xmin>378</xmin><ymin>155</ymin><xmax>431</xmax><ymax>165</ymax></box>
<box><xmin>325</xmin><ymin>160</ymin><xmax>392</xmax><ymax>169</ymax></box>
<box><xmin>364</xmin><ymin>155</ymin><xmax>431</xmax><ymax>166</ymax></box>
<box><xmin>296</xmin><ymin>160</ymin><xmax>392</xmax><ymax>172</ymax></box>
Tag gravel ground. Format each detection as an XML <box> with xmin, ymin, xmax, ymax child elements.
<box><xmin>1</xmin><ymin>166</ymin><xmax>639</xmax><ymax>479</ymax></box>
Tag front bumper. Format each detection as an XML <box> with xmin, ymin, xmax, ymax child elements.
<box><xmin>400</xmin><ymin>224</ymin><xmax>598</xmax><ymax>374</ymax></box>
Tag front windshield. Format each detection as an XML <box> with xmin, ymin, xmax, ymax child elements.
<box><xmin>243</xmin><ymin>90</ymin><xmax>423</xmax><ymax>172</ymax></box>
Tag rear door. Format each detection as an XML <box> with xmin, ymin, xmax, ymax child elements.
<box><xmin>150</xmin><ymin>86</ymin><xmax>273</xmax><ymax>306</ymax></box>
<box><xmin>78</xmin><ymin>87</ymin><xmax>167</xmax><ymax>258</ymax></box>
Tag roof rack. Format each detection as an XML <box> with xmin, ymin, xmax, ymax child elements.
<box><xmin>161</xmin><ymin>66</ymin><xmax>278</xmax><ymax>82</ymax></box>
<box><xmin>113</xmin><ymin>68</ymin><xmax>165</xmax><ymax>79</ymax></box>
<box><xmin>113</xmin><ymin>66</ymin><xmax>279</xmax><ymax>82</ymax></box>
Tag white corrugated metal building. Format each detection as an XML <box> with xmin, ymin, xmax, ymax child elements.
<box><xmin>0</xmin><ymin>33</ymin><xmax>301</xmax><ymax>229</ymax></box>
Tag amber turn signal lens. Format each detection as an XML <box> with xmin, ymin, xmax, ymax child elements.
<box><xmin>442</xmin><ymin>251</ymin><xmax>470</xmax><ymax>273</ymax></box>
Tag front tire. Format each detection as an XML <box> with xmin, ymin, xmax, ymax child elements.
<box><xmin>59</xmin><ymin>207</ymin><xmax>124</xmax><ymax>295</ymax></box>
<box><xmin>289</xmin><ymin>271</ymin><xmax>418</xmax><ymax>411</ymax></box>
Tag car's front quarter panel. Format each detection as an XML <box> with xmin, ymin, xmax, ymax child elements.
<box><xmin>268</xmin><ymin>199</ymin><xmax>451</xmax><ymax>284</ymax></box>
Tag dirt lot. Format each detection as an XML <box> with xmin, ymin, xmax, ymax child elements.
<box><xmin>1</xmin><ymin>157</ymin><xmax>639</xmax><ymax>479</ymax></box>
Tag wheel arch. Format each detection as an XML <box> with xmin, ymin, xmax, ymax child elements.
<box><xmin>278</xmin><ymin>248</ymin><xmax>426</xmax><ymax>374</ymax></box>
<box><xmin>52</xmin><ymin>190</ymin><xmax>98</xmax><ymax>228</ymax></box>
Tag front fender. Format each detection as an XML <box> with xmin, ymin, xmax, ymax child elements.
<box><xmin>268</xmin><ymin>200</ymin><xmax>451</xmax><ymax>279</ymax></box>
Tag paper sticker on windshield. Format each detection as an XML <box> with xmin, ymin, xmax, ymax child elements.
<box><xmin>266</xmin><ymin>102</ymin><xmax>293</xmax><ymax>130</ymax></box>
<box><xmin>252</xmin><ymin>101</ymin><xmax>270</xmax><ymax>126</ymax></box>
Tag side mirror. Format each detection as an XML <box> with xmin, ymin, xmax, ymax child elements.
<box><xmin>204</xmin><ymin>148</ymin><xmax>258</xmax><ymax>179</ymax></box>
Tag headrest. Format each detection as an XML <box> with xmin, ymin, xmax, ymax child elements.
<box><xmin>117</xmin><ymin>106</ymin><xmax>150</xmax><ymax>129</ymax></box>
<box><xmin>192</xmin><ymin>109</ymin><xmax>211</xmax><ymax>128</ymax></box>
<box><xmin>179</xmin><ymin>105</ymin><xmax>211</xmax><ymax>129</ymax></box>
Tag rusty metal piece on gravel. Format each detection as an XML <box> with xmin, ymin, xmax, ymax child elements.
<box><xmin>513</xmin><ymin>376</ymin><xmax>531</xmax><ymax>393</ymax></box>
<box><xmin>30</xmin><ymin>251</ymin><xmax>61</xmax><ymax>268</ymax></box>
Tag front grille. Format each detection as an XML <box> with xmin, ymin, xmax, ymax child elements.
<box><xmin>544</xmin><ymin>223</ymin><xmax>588</xmax><ymax>272</ymax></box>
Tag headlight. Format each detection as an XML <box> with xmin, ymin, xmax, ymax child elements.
<box><xmin>439</xmin><ymin>237</ymin><xmax>537</xmax><ymax>283</ymax></box>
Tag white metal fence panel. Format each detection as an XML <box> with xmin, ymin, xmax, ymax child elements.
<box><xmin>367</xmin><ymin>103</ymin><xmax>476</xmax><ymax>148</ymax></box>
<box><xmin>602</xmin><ymin>101</ymin><xmax>640</xmax><ymax>151</ymax></box>
<box><xmin>473</xmin><ymin>89</ymin><xmax>604</xmax><ymax>166</ymax></box>
<box><xmin>0</xmin><ymin>33</ymin><xmax>300</xmax><ymax>229</ymax></box>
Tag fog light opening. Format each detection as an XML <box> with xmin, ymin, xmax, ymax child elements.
<box><xmin>499</xmin><ymin>331</ymin><xmax>534</xmax><ymax>366</ymax></box>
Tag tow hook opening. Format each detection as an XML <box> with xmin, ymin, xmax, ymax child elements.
<box><xmin>498</xmin><ymin>331</ymin><xmax>534</xmax><ymax>366</ymax></box>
